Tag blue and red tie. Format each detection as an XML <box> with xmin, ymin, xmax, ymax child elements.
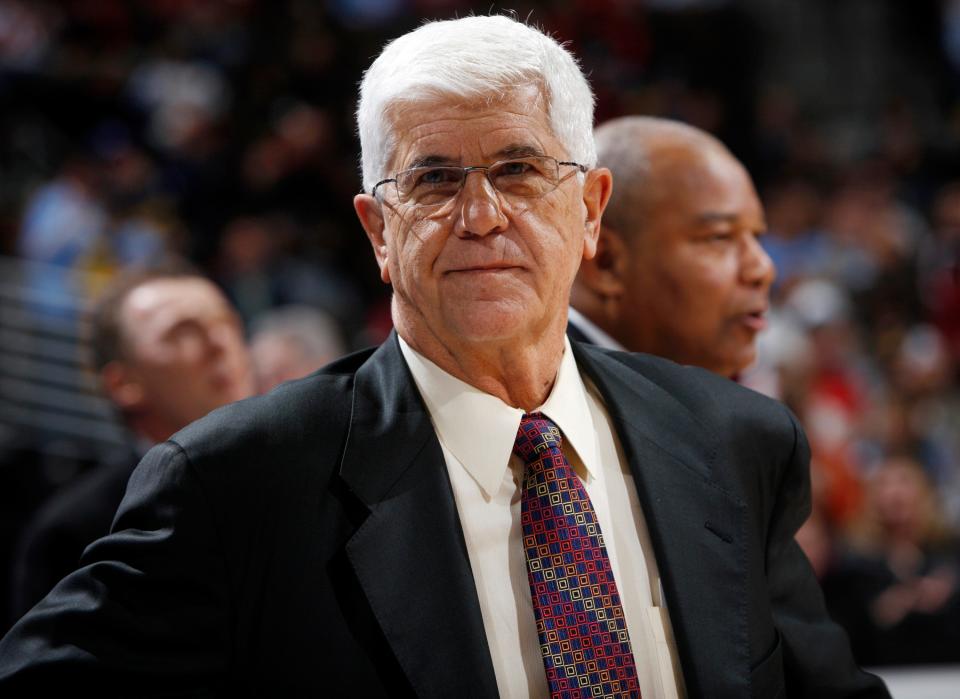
<box><xmin>514</xmin><ymin>413</ymin><xmax>640</xmax><ymax>699</ymax></box>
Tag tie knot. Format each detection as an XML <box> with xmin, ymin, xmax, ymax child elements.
<box><xmin>513</xmin><ymin>412</ymin><xmax>563</xmax><ymax>463</ymax></box>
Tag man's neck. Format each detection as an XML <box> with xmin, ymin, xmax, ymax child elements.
<box><xmin>128</xmin><ymin>415</ymin><xmax>177</xmax><ymax>445</ymax></box>
<box><xmin>394</xmin><ymin>311</ymin><xmax>565</xmax><ymax>412</ymax></box>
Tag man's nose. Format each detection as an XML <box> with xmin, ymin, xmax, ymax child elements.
<box><xmin>741</xmin><ymin>234</ymin><xmax>776</xmax><ymax>289</ymax></box>
<box><xmin>454</xmin><ymin>170</ymin><xmax>508</xmax><ymax>238</ymax></box>
<box><xmin>205</xmin><ymin>324</ymin><xmax>234</xmax><ymax>358</ymax></box>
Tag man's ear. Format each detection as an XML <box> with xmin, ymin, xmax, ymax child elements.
<box><xmin>578</xmin><ymin>225</ymin><xmax>628</xmax><ymax>299</ymax></box>
<box><xmin>581</xmin><ymin>166</ymin><xmax>613</xmax><ymax>259</ymax></box>
<box><xmin>101</xmin><ymin>361</ymin><xmax>144</xmax><ymax>412</ymax></box>
<box><xmin>354</xmin><ymin>193</ymin><xmax>391</xmax><ymax>284</ymax></box>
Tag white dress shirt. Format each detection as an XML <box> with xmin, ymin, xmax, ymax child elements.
<box><xmin>398</xmin><ymin>336</ymin><xmax>685</xmax><ymax>699</ymax></box>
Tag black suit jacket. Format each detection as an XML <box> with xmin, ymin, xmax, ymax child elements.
<box><xmin>9</xmin><ymin>454</ymin><xmax>138</xmax><ymax>620</ymax></box>
<box><xmin>0</xmin><ymin>335</ymin><xmax>887</xmax><ymax>697</ymax></box>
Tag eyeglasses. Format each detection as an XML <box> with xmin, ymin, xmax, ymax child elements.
<box><xmin>371</xmin><ymin>155</ymin><xmax>587</xmax><ymax>210</ymax></box>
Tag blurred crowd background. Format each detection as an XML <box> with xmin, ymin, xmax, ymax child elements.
<box><xmin>1</xmin><ymin>0</ymin><xmax>959</xmax><ymax>669</ymax></box>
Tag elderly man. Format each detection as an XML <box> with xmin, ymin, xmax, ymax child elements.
<box><xmin>0</xmin><ymin>16</ymin><xmax>886</xmax><ymax>698</ymax></box>
<box><xmin>570</xmin><ymin>117</ymin><xmax>775</xmax><ymax>378</ymax></box>
<box><xmin>9</xmin><ymin>267</ymin><xmax>256</xmax><ymax>619</ymax></box>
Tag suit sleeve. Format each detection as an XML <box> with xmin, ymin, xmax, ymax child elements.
<box><xmin>0</xmin><ymin>441</ymin><xmax>230</xmax><ymax>694</ymax></box>
<box><xmin>766</xmin><ymin>408</ymin><xmax>890</xmax><ymax>698</ymax></box>
<box><xmin>9</xmin><ymin>509</ymin><xmax>79</xmax><ymax>622</ymax></box>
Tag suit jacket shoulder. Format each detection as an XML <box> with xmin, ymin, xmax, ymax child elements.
<box><xmin>575</xmin><ymin>344</ymin><xmax>806</xmax><ymax>514</ymax></box>
<box><xmin>572</xmin><ymin>342</ymin><xmax>887</xmax><ymax>698</ymax></box>
<box><xmin>171</xmin><ymin>345</ymin><xmax>375</xmax><ymax>478</ymax></box>
<box><xmin>586</xmin><ymin>344</ymin><xmax>799</xmax><ymax>437</ymax></box>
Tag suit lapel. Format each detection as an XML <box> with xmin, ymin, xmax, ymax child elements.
<box><xmin>565</xmin><ymin>317</ymin><xmax>592</xmax><ymax>345</ymax></box>
<box><xmin>336</xmin><ymin>336</ymin><xmax>751</xmax><ymax>696</ymax></box>
<box><xmin>573</xmin><ymin>344</ymin><xmax>751</xmax><ymax>698</ymax></box>
<box><xmin>338</xmin><ymin>336</ymin><xmax>498</xmax><ymax>698</ymax></box>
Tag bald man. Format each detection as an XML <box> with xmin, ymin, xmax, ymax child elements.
<box><xmin>10</xmin><ymin>269</ymin><xmax>255</xmax><ymax>619</ymax></box>
<box><xmin>570</xmin><ymin>116</ymin><xmax>775</xmax><ymax>377</ymax></box>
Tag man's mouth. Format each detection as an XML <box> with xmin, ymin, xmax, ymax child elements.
<box><xmin>739</xmin><ymin>309</ymin><xmax>768</xmax><ymax>332</ymax></box>
<box><xmin>445</xmin><ymin>264</ymin><xmax>522</xmax><ymax>274</ymax></box>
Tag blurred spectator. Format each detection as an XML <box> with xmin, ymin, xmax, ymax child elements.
<box><xmin>127</xmin><ymin>55</ymin><xmax>230</xmax><ymax>156</ymax></box>
<box><xmin>884</xmin><ymin>324</ymin><xmax>960</xmax><ymax>526</ymax></box>
<box><xmin>821</xmin><ymin>455</ymin><xmax>960</xmax><ymax>666</ymax></box>
<box><xmin>241</xmin><ymin>102</ymin><xmax>332</xmax><ymax>193</ymax></box>
<box><xmin>16</xmin><ymin>155</ymin><xmax>110</xmax><ymax>309</ymax></box>
<box><xmin>571</xmin><ymin>116</ymin><xmax>775</xmax><ymax>378</ymax></box>
<box><xmin>920</xmin><ymin>181</ymin><xmax>960</xmax><ymax>362</ymax></box>
<box><xmin>782</xmin><ymin>278</ymin><xmax>873</xmax><ymax>527</ymax></box>
<box><xmin>9</xmin><ymin>266</ymin><xmax>255</xmax><ymax>620</ymax></box>
<box><xmin>760</xmin><ymin>177</ymin><xmax>830</xmax><ymax>294</ymax></box>
<box><xmin>2</xmin><ymin>0</ymin><xmax>960</xmax><ymax>668</ymax></box>
<box><xmin>820</xmin><ymin>164</ymin><xmax>925</xmax><ymax>333</ymax></box>
<box><xmin>249</xmin><ymin>305</ymin><xmax>346</xmax><ymax>392</ymax></box>
<box><xmin>943</xmin><ymin>0</ymin><xmax>960</xmax><ymax>88</ymax></box>
<box><xmin>215</xmin><ymin>214</ymin><xmax>364</xmax><ymax>331</ymax></box>
<box><xmin>0</xmin><ymin>1</ymin><xmax>59</xmax><ymax>71</ymax></box>
<box><xmin>14</xmin><ymin>128</ymin><xmax>186</xmax><ymax>309</ymax></box>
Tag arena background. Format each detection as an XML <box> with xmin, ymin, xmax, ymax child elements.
<box><xmin>1</xmin><ymin>1</ymin><xmax>959</xmax><ymax>693</ymax></box>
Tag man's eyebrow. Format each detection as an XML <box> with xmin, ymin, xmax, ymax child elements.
<box><xmin>160</xmin><ymin>317</ymin><xmax>202</xmax><ymax>340</ymax></box>
<box><xmin>697</xmin><ymin>211</ymin><xmax>768</xmax><ymax>232</ymax></box>
<box><xmin>407</xmin><ymin>155</ymin><xmax>457</xmax><ymax>169</ymax></box>
<box><xmin>406</xmin><ymin>145</ymin><xmax>546</xmax><ymax>169</ymax></box>
<box><xmin>697</xmin><ymin>212</ymin><xmax>738</xmax><ymax>224</ymax></box>
<box><xmin>494</xmin><ymin>144</ymin><xmax>546</xmax><ymax>159</ymax></box>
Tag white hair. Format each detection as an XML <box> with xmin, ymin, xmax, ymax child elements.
<box><xmin>356</xmin><ymin>15</ymin><xmax>597</xmax><ymax>193</ymax></box>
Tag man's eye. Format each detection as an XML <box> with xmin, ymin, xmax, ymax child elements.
<box><xmin>708</xmin><ymin>231</ymin><xmax>733</xmax><ymax>242</ymax></box>
<box><xmin>496</xmin><ymin>160</ymin><xmax>533</xmax><ymax>177</ymax></box>
<box><xmin>417</xmin><ymin>168</ymin><xmax>460</xmax><ymax>186</ymax></box>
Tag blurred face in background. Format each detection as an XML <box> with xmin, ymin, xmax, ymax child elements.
<box><xmin>871</xmin><ymin>457</ymin><xmax>932</xmax><ymax>543</ymax></box>
<box><xmin>251</xmin><ymin>334</ymin><xmax>329</xmax><ymax>393</ymax></box>
<box><xmin>251</xmin><ymin>334</ymin><xmax>308</xmax><ymax>393</ymax></box>
<box><xmin>105</xmin><ymin>277</ymin><xmax>255</xmax><ymax>440</ymax></box>
<box><xmin>615</xmin><ymin>146</ymin><xmax>775</xmax><ymax>376</ymax></box>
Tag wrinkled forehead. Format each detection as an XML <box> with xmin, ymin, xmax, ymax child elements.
<box><xmin>382</xmin><ymin>84</ymin><xmax>559</xmax><ymax>171</ymax></box>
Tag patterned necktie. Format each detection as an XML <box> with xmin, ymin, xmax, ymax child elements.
<box><xmin>514</xmin><ymin>412</ymin><xmax>640</xmax><ymax>699</ymax></box>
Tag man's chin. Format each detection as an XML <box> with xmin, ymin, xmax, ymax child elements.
<box><xmin>716</xmin><ymin>346</ymin><xmax>757</xmax><ymax>379</ymax></box>
<box><xmin>439</xmin><ymin>300</ymin><xmax>541</xmax><ymax>344</ymax></box>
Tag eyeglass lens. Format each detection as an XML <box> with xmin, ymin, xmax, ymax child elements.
<box><xmin>395</xmin><ymin>156</ymin><xmax>562</xmax><ymax>207</ymax></box>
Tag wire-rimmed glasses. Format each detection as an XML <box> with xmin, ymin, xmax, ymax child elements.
<box><xmin>371</xmin><ymin>156</ymin><xmax>587</xmax><ymax>212</ymax></box>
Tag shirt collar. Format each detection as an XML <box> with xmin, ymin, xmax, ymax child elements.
<box><xmin>398</xmin><ymin>335</ymin><xmax>600</xmax><ymax>498</ymax></box>
<box><xmin>567</xmin><ymin>306</ymin><xmax>626</xmax><ymax>351</ymax></box>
